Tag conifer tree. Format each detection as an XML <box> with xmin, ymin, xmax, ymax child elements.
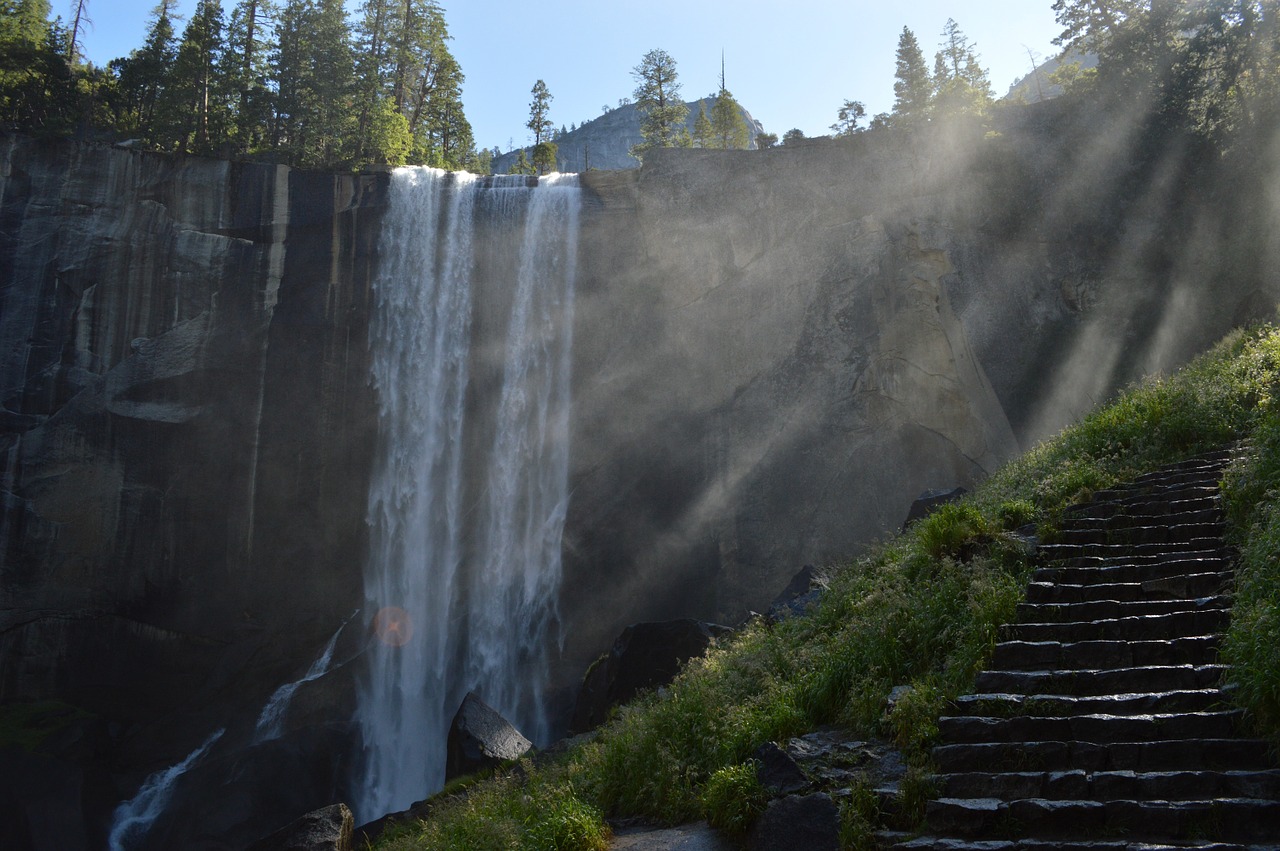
<box><xmin>225</xmin><ymin>0</ymin><xmax>276</xmax><ymax>154</ymax></box>
<box><xmin>527</xmin><ymin>78</ymin><xmax>553</xmax><ymax>145</ymax></box>
<box><xmin>692</xmin><ymin>100</ymin><xmax>712</xmax><ymax>147</ymax></box>
<box><xmin>892</xmin><ymin>26</ymin><xmax>932</xmax><ymax>124</ymax></box>
<box><xmin>113</xmin><ymin>0</ymin><xmax>178</xmax><ymax>136</ymax></box>
<box><xmin>710</xmin><ymin>86</ymin><xmax>749</xmax><ymax>149</ymax></box>
<box><xmin>158</xmin><ymin>0</ymin><xmax>227</xmax><ymax>153</ymax></box>
<box><xmin>932</xmin><ymin>18</ymin><xmax>993</xmax><ymax>116</ymax></box>
<box><xmin>630</xmin><ymin>48</ymin><xmax>690</xmax><ymax>159</ymax></box>
<box><xmin>830</xmin><ymin>99</ymin><xmax>866</xmax><ymax>136</ymax></box>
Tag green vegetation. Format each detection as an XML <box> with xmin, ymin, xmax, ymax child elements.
<box><xmin>0</xmin><ymin>701</ymin><xmax>93</xmax><ymax>751</ymax></box>
<box><xmin>629</xmin><ymin>48</ymin><xmax>690</xmax><ymax>160</ymax></box>
<box><xmin>374</xmin><ymin>322</ymin><xmax>1280</xmax><ymax>849</ymax></box>
<box><xmin>0</xmin><ymin>0</ymin><xmax>481</xmax><ymax>171</ymax></box>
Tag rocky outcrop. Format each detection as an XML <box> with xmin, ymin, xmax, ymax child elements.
<box><xmin>247</xmin><ymin>803</ymin><xmax>354</xmax><ymax>851</ymax></box>
<box><xmin>492</xmin><ymin>98</ymin><xmax>767</xmax><ymax>174</ymax></box>
<box><xmin>445</xmin><ymin>692</ymin><xmax>533</xmax><ymax>781</ymax></box>
<box><xmin>571</xmin><ymin>619</ymin><xmax>732</xmax><ymax>734</ymax></box>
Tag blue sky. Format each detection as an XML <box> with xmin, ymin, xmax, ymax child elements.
<box><xmin>72</xmin><ymin>0</ymin><xmax>1064</xmax><ymax>152</ymax></box>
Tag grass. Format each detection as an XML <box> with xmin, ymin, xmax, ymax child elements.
<box><xmin>375</xmin><ymin>325</ymin><xmax>1280</xmax><ymax>849</ymax></box>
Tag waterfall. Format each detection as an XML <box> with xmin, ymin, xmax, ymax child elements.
<box><xmin>107</xmin><ymin>729</ymin><xmax>225</xmax><ymax>851</ymax></box>
<box><xmin>355</xmin><ymin>169</ymin><xmax>581</xmax><ymax>821</ymax></box>
<box><xmin>254</xmin><ymin>615</ymin><xmax>353</xmax><ymax>742</ymax></box>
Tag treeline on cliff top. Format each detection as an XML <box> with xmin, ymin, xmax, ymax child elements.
<box><xmin>2</xmin><ymin>1</ymin><xmax>1279</xmax><ymax>174</ymax></box>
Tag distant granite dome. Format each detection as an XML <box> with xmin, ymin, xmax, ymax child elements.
<box><xmin>492</xmin><ymin>97</ymin><xmax>766</xmax><ymax>173</ymax></box>
<box><xmin>1004</xmin><ymin>49</ymin><xmax>1099</xmax><ymax>104</ymax></box>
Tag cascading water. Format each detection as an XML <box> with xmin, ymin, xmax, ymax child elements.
<box><xmin>107</xmin><ymin>729</ymin><xmax>225</xmax><ymax>851</ymax></box>
<box><xmin>254</xmin><ymin>614</ymin><xmax>354</xmax><ymax>742</ymax></box>
<box><xmin>355</xmin><ymin>168</ymin><xmax>580</xmax><ymax>821</ymax></box>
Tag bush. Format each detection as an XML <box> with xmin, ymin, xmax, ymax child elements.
<box><xmin>700</xmin><ymin>761</ymin><xmax>768</xmax><ymax>835</ymax></box>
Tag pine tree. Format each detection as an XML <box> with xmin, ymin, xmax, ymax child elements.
<box><xmin>932</xmin><ymin>18</ymin><xmax>994</xmax><ymax>117</ymax></box>
<box><xmin>1051</xmin><ymin>0</ymin><xmax>1146</xmax><ymax>55</ymax></box>
<box><xmin>892</xmin><ymin>26</ymin><xmax>932</xmax><ymax>124</ymax></box>
<box><xmin>0</xmin><ymin>0</ymin><xmax>53</xmax><ymax>128</ymax></box>
<box><xmin>710</xmin><ymin>87</ymin><xmax>749</xmax><ymax>149</ymax></box>
<box><xmin>157</xmin><ymin>0</ymin><xmax>227</xmax><ymax>153</ymax></box>
<box><xmin>630</xmin><ymin>48</ymin><xmax>689</xmax><ymax>159</ymax></box>
<box><xmin>225</xmin><ymin>0</ymin><xmax>276</xmax><ymax>154</ymax></box>
<box><xmin>527</xmin><ymin>78</ymin><xmax>552</xmax><ymax>145</ymax></box>
<box><xmin>113</xmin><ymin>0</ymin><xmax>178</xmax><ymax>138</ymax></box>
<box><xmin>830</xmin><ymin>99</ymin><xmax>866</xmax><ymax>136</ymax></box>
<box><xmin>692</xmin><ymin>100</ymin><xmax>712</xmax><ymax>147</ymax></box>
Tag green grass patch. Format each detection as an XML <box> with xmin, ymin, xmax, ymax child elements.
<box><xmin>377</xmin><ymin>325</ymin><xmax>1280</xmax><ymax>849</ymax></box>
<box><xmin>0</xmin><ymin>701</ymin><xmax>93</xmax><ymax>751</ymax></box>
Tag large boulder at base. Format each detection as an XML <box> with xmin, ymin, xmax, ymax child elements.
<box><xmin>747</xmin><ymin>793</ymin><xmax>840</xmax><ymax>851</ymax></box>
<box><xmin>445</xmin><ymin>692</ymin><xmax>532</xmax><ymax>782</ymax></box>
<box><xmin>901</xmin><ymin>487</ymin><xmax>969</xmax><ymax>530</ymax></box>
<box><xmin>752</xmin><ymin>742</ymin><xmax>809</xmax><ymax>795</ymax></box>
<box><xmin>570</xmin><ymin>619</ymin><xmax>732</xmax><ymax>733</ymax></box>
<box><xmin>247</xmin><ymin>802</ymin><xmax>354</xmax><ymax>851</ymax></box>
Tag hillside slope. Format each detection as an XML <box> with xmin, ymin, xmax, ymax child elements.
<box><xmin>372</xmin><ymin>324</ymin><xmax>1280</xmax><ymax>849</ymax></box>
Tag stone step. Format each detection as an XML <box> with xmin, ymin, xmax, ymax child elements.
<box><xmin>1068</xmin><ymin>495</ymin><xmax>1224</xmax><ymax>523</ymax></box>
<box><xmin>940</xmin><ymin>769</ymin><xmax>1280</xmax><ymax>802</ymax></box>
<box><xmin>1051</xmin><ymin>523</ymin><xmax>1226</xmax><ymax>548</ymax></box>
<box><xmin>1033</xmin><ymin>558</ymin><xmax>1232</xmax><ymax>586</ymax></box>
<box><xmin>932</xmin><ymin>738</ymin><xmax>1275</xmax><ymax>774</ymax></box>
<box><xmin>989</xmin><ymin>637</ymin><xmax>1221</xmax><ymax>671</ymax></box>
<box><xmin>1005</xmin><ymin>612</ymin><xmax>1229</xmax><ymax>643</ymax></box>
<box><xmin>1015</xmin><ymin>596</ymin><xmax>1232</xmax><ymax>625</ymax></box>
<box><xmin>1037</xmin><ymin>539</ymin><xmax>1228</xmax><ymax>563</ymax></box>
<box><xmin>1049</xmin><ymin>546</ymin><xmax>1233</xmax><ymax>570</ymax></box>
<box><xmin>937</xmin><ymin>710</ymin><xmax>1245</xmax><ymax>745</ymax></box>
<box><xmin>1066</xmin><ymin>506</ymin><xmax>1224</xmax><ymax>531</ymax></box>
<box><xmin>973</xmin><ymin>665</ymin><xmax>1226</xmax><ymax>697</ymax></box>
<box><xmin>1024</xmin><ymin>573</ymin><xmax>1232</xmax><ymax>605</ymax></box>
<box><xmin>890</xmin><ymin>838</ymin><xmax>1269</xmax><ymax>851</ymax></box>
<box><xmin>950</xmin><ymin>690</ymin><xmax>1227</xmax><ymax>718</ymax></box>
<box><xmin>925</xmin><ymin>796</ymin><xmax>1280</xmax><ymax>841</ymax></box>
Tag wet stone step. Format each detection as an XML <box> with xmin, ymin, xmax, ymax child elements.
<box><xmin>1067</xmin><ymin>492</ymin><xmax>1223</xmax><ymax>520</ymax></box>
<box><xmin>1005</xmin><ymin>611</ymin><xmax>1229</xmax><ymax>643</ymax></box>
<box><xmin>949</xmin><ymin>690</ymin><xmax>1227</xmax><ymax>718</ymax></box>
<box><xmin>1051</xmin><ymin>523</ymin><xmax>1226</xmax><ymax>547</ymax></box>
<box><xmin>890</xmin><ymin>839</ymin><xmax>1268</xmax><ymax>850</ymax></box>
<box><xmin>936</xmin><ymin>710</ymin><xmax>1245</xmax><ymax>745</ymax></box>
<box><xmin>1050</xmin><ymin>546</ymin><xmax>1233</xmax><ymax>569</ymax></box>
<box><xmin>1024</xmin><ymin>574</ymin><xmax>1232</xmax><ymax>605</ymax></box>
<box><xmin>972</xmin><ymin>664</ymin><xmax>1227</xmax><ymax>697</ymax></box>
<box><xmin>1033</xmin><ymin>559</ymin><xmax>1232</xmax><ymax>586</ymax></box>
<box><xmin>932</xmin><ymin>739</ymin><xmax>1276</xmax><ymax>774</ymax></box>
<box><xmin>1065</xmin><ymin>507</ymin><xmax>1225</xmax><ymax>531</ymax></box>
<box><xmin>1037</xmin><ymin>539</ymin><xmax>1228</xmax><ymax>562</ymax></box>
<box><xmin>927</xmin><ymin>796</ymin><xmax>1280</xmax><ymax>841</ymax></box>
<box><xmin>939</xmin><ymin>769</ymin><xmax>1280</xmax><ymax>803</ymax></box>
<box><xmin>1016</xmin><ymin>596</ymin><xmax>1231</xmax><ymax>624</ymax></box>
<box><xmin>988</xmin><ymin>636</ymin><xmax>1222</xmax><ymax>671</ymax></box>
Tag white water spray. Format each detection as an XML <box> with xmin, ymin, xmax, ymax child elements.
<box><xmin>107</xmin><ymin>728</ymin><xmax>225</xmax><ymax>851</ymax></box>
<box><xmin>254</xmin><ymin>615</ymin><xmax>354</xmax><ymax>741</ymax></box>
<box><xmin>355</xmin><ymin>169</ymin><xmax>580</xmax><ymax>821</ymax></box>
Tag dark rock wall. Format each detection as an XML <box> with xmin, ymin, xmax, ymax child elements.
<box><xmin>0</xmin><ymin>135</ymin><xmax>384</xmax><ymax>836</ymax></box>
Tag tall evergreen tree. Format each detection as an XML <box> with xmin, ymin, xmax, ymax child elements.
<box><xmin>630</xmin><ymin>48</ymin><xmax>689</xmax><ymax>159</ymax></box>
<box><xmin>527</xmin><ymin>78</ymin><xmax>552</xmax><ymax>145</ymax></box>
<box><xmin>710</xmin><ymin>86</ymin><xmax>749</xmax><ymax>149</ymax></box>
<box><xmin>692</xmin><ymin>100</ymin><xmax>712</xmax><ymax>147</ymax></box>
<box><xmin>271</xmin><ymin>0</ymin><xmax>355</xmax><ymax>166</ymax></box>
<box><xmin>224</xmin><ymin>0</ymin><xmax>275</xmax><ymax>154</ymax></box>
<box><xmin>157</xmin><ymin>0</ymin><xmax>226</xmax><ymax>153</ymax></box>
<box><xmin>0</xmin><ymin>0</ymin><xmax>53</xmax><ymax>127</ymax></box>
<box><xmin>1051</xmin><ymin>0</ymin><xmax>1147</xmax><ymax>55</ymax></box>
<box><xmin>932</xmin><ymin>18</ymin><xmax>994</xmax><ymax>116</ymax></box>
<box><xmin>892</xmin><ymin>26</ymin><xmax>932</xmax><ymax>123</ymax></box>
<box><xmin>112</xmin><ymin>0</ymin><xmax>178</xmax><ymax>136</ymax></box>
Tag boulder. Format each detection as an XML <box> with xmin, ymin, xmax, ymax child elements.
<box><xmin>746</xmin><ymin>793</ymin><xmax>840</xmax><ymax>851</ymax></box>
<box><xmin>902</xmin><ymin>487</ymin><xmax>969</xmax><ymax>530</ymax></box>
<box><xmin>247</xmin><ymin>803</ymin><xmax>354</xmax><ymax>851</ymax></box>
<box><xmin>765</xmin><ymin>566</ymin><xmax>823</xmax><ymax>622</ymax></box>
<box><xmin>445</xmin><ymin>693</ymin><xmax>532</xmax><ymax>782</ymax></box>
<box><xmin>752</xmin><ymin>742</ymin><xmax>808</xmax><ymax>795</ymax></box>
<box><xmin>570</xmin><ymin>619</ymin><xmax>732</xmax><ymax>733</ymax></box>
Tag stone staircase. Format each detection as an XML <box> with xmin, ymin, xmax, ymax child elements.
<box><xmin>894</xmin><ymin>449</ymin><xmax>1280</xmax><ymax>850</ymax></box>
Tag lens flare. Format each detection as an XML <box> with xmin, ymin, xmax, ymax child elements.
<box><xmin>372</xmin><ymin>606</ymin><xmax>413</xmax><ymax>647</ymax></box>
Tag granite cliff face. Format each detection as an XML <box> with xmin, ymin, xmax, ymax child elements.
<box><xmin>1</xmin><ymin>100</ymin><xmax>1277</xmax><ymax>847</ymax></box>
<box><xmin>0</xmin><ymin>136</ymin><xmax>384</xmax><ymax>848</ymax></box>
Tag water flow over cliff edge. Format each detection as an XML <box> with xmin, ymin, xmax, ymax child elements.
<box><xmin>355</xmin><ymin>168</ymin><xmax>581</xmax><ymax>821</ymax></box>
